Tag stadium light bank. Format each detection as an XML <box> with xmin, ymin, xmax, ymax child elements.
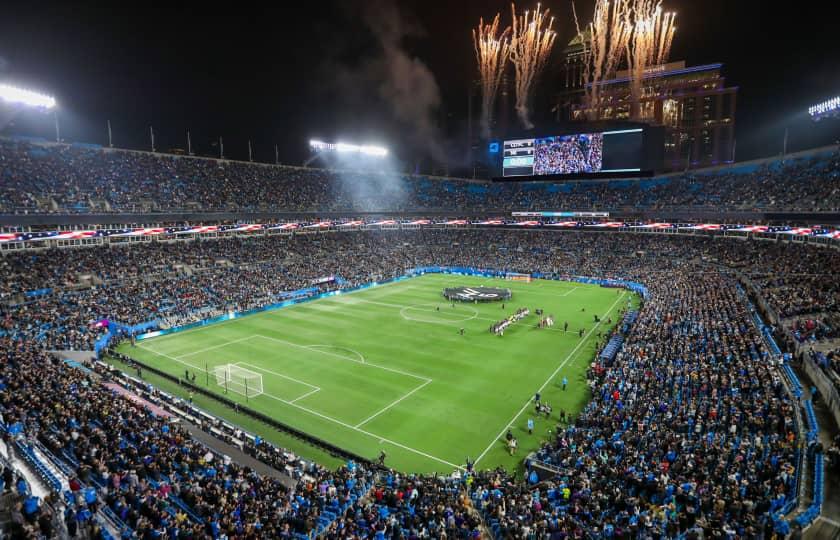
<box><xmin>0</xmin><ymin>83</ymin><xmax>57</xmax><ymax>109</ymax></box>
<box><xmin>309</xmin><ymin>139</ymin><xmax>388</xmax><ymax>157</ymax></box>
<box><xmin>808</xmin><ymin>95</ymin><xmax>840</xmax><ymax>121</ymax></box>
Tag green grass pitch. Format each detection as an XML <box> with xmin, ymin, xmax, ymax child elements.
<box><xmin>113</xmin><ymin>273</ymin><xmax>636</xmax><ymax>474</ymax></box>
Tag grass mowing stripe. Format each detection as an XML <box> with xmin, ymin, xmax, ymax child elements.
<box><xmin>142</xmin><ymin>335</ymin><xmax>460</xmax><ymax>469</ymax></box>
<box><xmin>354</xmin><ymin>379</ymin><xmax>433</xmax><ymax>428</ymax></box>
<box><xmin>177</xmin><ymin>336</ymin><xmax>256</xmax><ymax>358</ymax></box>
<box><xmin>252</xmin><ymin>380</ymin><xmax>463</xmax><ymax>470</ymax></box>
<box><xmin>472</xmin><ymin>291</ymin><xmax>628</xmax><ymax>466</ymax></box>
<box><xmin>117</xmin><ymin>274</ymin><xmax>637</xmax><ymax>473</ymax></box>
<box><xmin>252</xmin><ymin>334</ymin><xmax>431</xmax><ymax>383</ymax></box>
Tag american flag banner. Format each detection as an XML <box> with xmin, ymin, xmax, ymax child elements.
<box><xmin>780</xmin><ymin>227</ymin><xmax>813</xmax><ymax>236</ymax></box>
<box><xmin>636</xmin><ymin>223</ymin><xmax>674</xmax><ymax>229</ymax></box>
<box><xmin>444</xmin><ymin>219</ymin><xmax>468</xmax><ymax>225</ymax></box>
<box><xmin>174</xmin><ymin>226</ymin><xmax>219</xmax><ymax>235</ymax></box>
<box><xmin>305</xmin><ymin>221</ymin><xmax>332</xmax><ymax>228</ymax></box>
<box><xmin>514</xmin><ymin>221</ymin><xmax>541</xmax><ymax>227</ymax></box>
<box><xmin>406</xmin><ymin>219</ymin><xmax>431</xmax><ymax>225</ymax></box>
<box><xmin>817</xmin><ymin>230</ymin><xmax>840</xmax><ymax>239</ymax></box>
<box><xmin>268</xmin><ymin>223</ymin><xmax>299</xmax><ymax>230</ymax></box>
<box><xmin>338</xmin><ymin>220</ymin><xmax>364</xmax><ymax>227</ymax></box>
<box><xmin>590</xmin><ymin>222</ymin><xmax>625</xmax><ymax>228</ymax></box>
<box><xmin>731</xmin><ymin>226</ymin><xmax>769</xmax><ymax>233</ymax></box>
<box><xmin>475</xmin><ymin>219</ymin><xmax>504</xmax><ymax>225</ymax></box>
<box><xmin>545</xmin><ymin>221</ymin><xmax>579</xmax><ymax>227</ymax></box>
<box><xmin>368</xmin><ymin>220</ymin><xmax>397</xmax><ymax>226</ymax></box>
<box><xmin>686</xmin><ymin>224</ymin><xmax>722</xmax><ymax>231</ymax></box>
<box><xmin>27</xmin><ymin>230</ymin><xmax>98</xmax><ymax>242</ymax></box>
<box><xmin>229</xmin><ymin>224</ymin><xmax>264</xmax><ymax>232</ymax></box>
<box><xmin>112</xmin><ymin>228</ymin><xmax>167</xmax><ymax>237</ymax></box>
<box><xmin>0</xmin><ymin>233</ymin><xmax>19</xmax><ymax>242</ymax></box>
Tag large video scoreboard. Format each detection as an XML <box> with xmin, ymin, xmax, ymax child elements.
<box><xmin>502</xmin><ymin>128</ymin><xmax>646</xmax><ymax>178</ymax></box>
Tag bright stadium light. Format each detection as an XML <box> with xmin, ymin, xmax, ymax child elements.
<box><xmin>0</xmin><ymin>83</ymin><xmax>57</xmax><ymax>109</ymax></box>
<box><xmin>309</xmin><ymin>139</ymin><xmax>388</xmax><ymax>157</ymax></box>
<box><xmin>809</xmin><ymin>95</ymin><xmax>840</xmax><ymax>121</ymax></box>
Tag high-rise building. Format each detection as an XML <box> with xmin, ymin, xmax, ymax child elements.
<box><xmin>556</xmin><ymin>34</ymin><xmax>738</xmax><ymax>170</ymax></box>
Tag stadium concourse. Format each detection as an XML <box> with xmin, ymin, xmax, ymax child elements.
<box><xmin>0</xmin><ymin>138</ymin><xmax>839</xmax><ymax>214</ymax></box>
<box><xmin>0</xmin><ymin>226</ymin><xmax>837</xmax><ymax>539</ymax></box>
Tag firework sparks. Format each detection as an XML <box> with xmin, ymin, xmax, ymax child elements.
<box><xmin>626</xmin><ymin>0</ymin><xmax>676</xmax><ymax>119</ymax></box>
<box><xmin>573</xmin><ymin>0</ymin><xmax>633</xmax><ymax>120</ymax></box>
<box><xmin>473</xmin><ymin>14</ymin><xmax>511</xmax><ymax>139</ymax></box>
<box><xmin>509</xmin><ymin>2</ymin><xmax>557</xmax><ymax>129</ymax></box>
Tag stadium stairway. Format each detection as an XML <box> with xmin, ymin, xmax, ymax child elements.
<box><xmin>798</xmin><ymin>373</ymin><xmax>840</xmax><ymax>539</ymax></box>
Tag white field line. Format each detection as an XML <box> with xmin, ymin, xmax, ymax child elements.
<box><xmin>289</xmin><ymin>388</ymin><xmax>321</xmax><ymax>404</ymax></box>
<box><xmin>472</xmin><ymin>291</ymin><xmax>627</xmax><ymax>467</ymax></box>
<box><xmin>354</xmin><ymin>379</ymin><xmax>432</xmax><ymax>428</ymax></box>
<box><xmin>143</xmin><ymin>277</ymin><xmax>418</xmax><ymax>343</ymax></box>
<box><xmin>176</xmin><ymin>336</ymin><xmax>256</xmax><ymax>358</ymax></box>
<box><xmin>137</xmin><ymin>343</ymin><xmax>204</xmax><ymax>372</ymax></box>
<box><xmin>256</xmin><ymin>391</ymin><xmax>463</xmax><ymax>470</ymax></box>
<box><xmin>344</xmin><ymin>298</ymin><xmax>582</xmax><ymax>334</ymax></box>
<box><xmin>253</xmin><ymin>334</ymin><xmax>431</xmax><ymax>383</ymax></box>
<box><xmin>235</xmin><ymin>361</ymin><xmax>320</xmax><ymax>391</ymax></box>
<box><xmin>134</xmin><ymin>339</ymin><xmax>459</xmax><ymax>470</ymax></box>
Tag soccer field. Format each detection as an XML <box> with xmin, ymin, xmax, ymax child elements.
<box><xmin>114</xmin><ymin>273</ymin><xmax>634</xmax><ymax>473</ymax></box>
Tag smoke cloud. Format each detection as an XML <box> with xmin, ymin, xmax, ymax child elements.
<box><xmin>336</xmin><ymin>0</ymin><xmax>447</xmax><ymax>164</ymax></box>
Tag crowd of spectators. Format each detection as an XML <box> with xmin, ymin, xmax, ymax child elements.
<box><xmin>534</xmin><ymin>135</ymin><xmax>604</xmax><ymax>175</ymax></box>
<box><xmin>0</xmin><ymin>228</ymin><xmax>825</xmax><ymax>538</ymax></box>
<box><xmin>2</xmin><ymin>139</ymin><xmax>839</xmax><ymax>213</ymax></box>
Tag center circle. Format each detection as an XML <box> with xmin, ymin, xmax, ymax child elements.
<box><xmin>399</xmin><ymin>303</ymin><xmax>479</xmax><ymax>324</ymax></box>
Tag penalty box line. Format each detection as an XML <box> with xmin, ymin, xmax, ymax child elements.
<box><xmin>354</xmin><ymin>379</ymin><xmax>432</xmax><ymax>429</ymax></box>
<box><xmin>472</xmin><ymin>291</ymin><xmax>628</xmax><ymax>467</ymax></box>
<box><xmin>231</xmin><ymin>361</ymin><xmax>321</xmax><ymax>403</ymax></box>
<box><xmin>134</xmin><ymin>338</ymin><xmax>458</xmax><ymax>470</ymax></box>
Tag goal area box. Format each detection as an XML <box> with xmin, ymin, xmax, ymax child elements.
<box><xmin>213</xmin><ymin>364</ymin><xmax>264</xmax><ymax>398</ymax></box>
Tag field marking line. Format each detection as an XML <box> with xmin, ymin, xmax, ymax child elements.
<box><xmin>304</xmin><ymin>344</ymin><xmax>366</xmax><ymax>363</ymax></box>
<box><xmin>176</xmin><ymin>336</ymin><xmax>256</xmax><ymax>359</ymax></box>
<box><xmin>136</xmin><ymin>343</ymin><xmax>205</xmax><ymax>371</ymax></box>
<box><xmin>399</xmin><ymin>303</ymin><xmax>479</xmax><ymax>325</ymax></box>
<box><xmin>354</xmin><ymin>379</ymin><xmax>432</xmax><ymax>428</ymax></box>
<box><xmin>138</xmin><ymin>276</ymin><xmax>425</xmax><ymax>344</ymax></box>
<box><xmin>349</xmin><ymin>298</ymin><xmax>587</xmax><ymax>332</ymax></box>
<box><xmin>472</xmin><ymin>291</ymin><xmax>627</xmax><ymax>467</ymax></box>
<box><xmin>289</xmin><ymin>388</ymin><xmax>322</xmax><ymax>404</ymax></box>
<box><xmin>256</xmin><ymin>391</ymin><xmax>463</xmax><ymax>470</ymax></box>
<box><xmin>234</xmin><ymin>361</ymin><xmax>320</xmax><ymax>392</ymax></box>
<box><xmin>252</xmin><ymin>334</ymin><xmax>431</xmax><ymax>383</ymax></box>
<box><xmin>134</xmin><ymin>341</ymin><xmax>459</xmax><ymax>470</ymax></box>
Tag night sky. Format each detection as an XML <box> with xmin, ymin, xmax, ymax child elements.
<box><xmin>1</xmin><ymin>1</ymin><xmax>838</xmax><ymax>170</ymax></box>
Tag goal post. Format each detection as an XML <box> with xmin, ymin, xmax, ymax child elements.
<box><xmin>213</xmin><ymin>364</ymin><xmax>264</xmax><ymax>399</ymax></box>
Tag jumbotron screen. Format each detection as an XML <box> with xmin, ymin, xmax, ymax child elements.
<box><xmin>503</xmin><ymin>128</ymin><xmax>644</xmax><ymax>177</ymax></box>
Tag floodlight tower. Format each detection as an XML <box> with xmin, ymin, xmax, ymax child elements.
<box><xmin>304</xmin><ymin>139</ymin><xmax>389</xmax><ymax>167</ymax></box>
<box><xmin>0</xmin><ymin>83</ymin><xmax>58</xmax><ymax>140</ymax></box>
<box><xmin>809</xmin><ymin>96</ymin><xmax>840</xmax><ymax>122</ymax></box>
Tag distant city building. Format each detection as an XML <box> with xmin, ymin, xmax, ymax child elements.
<box><xmin>556</xmin><ymin>36</ymin><xmax>738</xmax><ymax>170</ymax></box>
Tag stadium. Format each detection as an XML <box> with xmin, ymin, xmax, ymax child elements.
<box><xmin>0</xmin><ymin>2</ymin><xmax>839</xmax><ymax>539</ymax></box>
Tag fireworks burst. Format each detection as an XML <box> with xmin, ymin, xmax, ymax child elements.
<box><xmin>473</xmin><ymin>14</ymin><xmax>511</xmax><ymax>139</ymax></box>
<box><xmin>573</xmin><ymin>0</ymin><xmax>633</xmax><ymax>120</ymax></box>
<box><xmin>509</xmin><ymin>3</ymin><xmax>557</xmax><ymax>129</ymax></box>
<box><xmin>626</xmin><ymin>0</ymin><xmax>676</xmax><ymax>119</ymax></box>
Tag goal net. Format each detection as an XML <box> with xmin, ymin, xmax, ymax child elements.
<box><xmin>213</xmin><ymin>364</ymin><xmax>264</xmax><ymax>398</ymax></box>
